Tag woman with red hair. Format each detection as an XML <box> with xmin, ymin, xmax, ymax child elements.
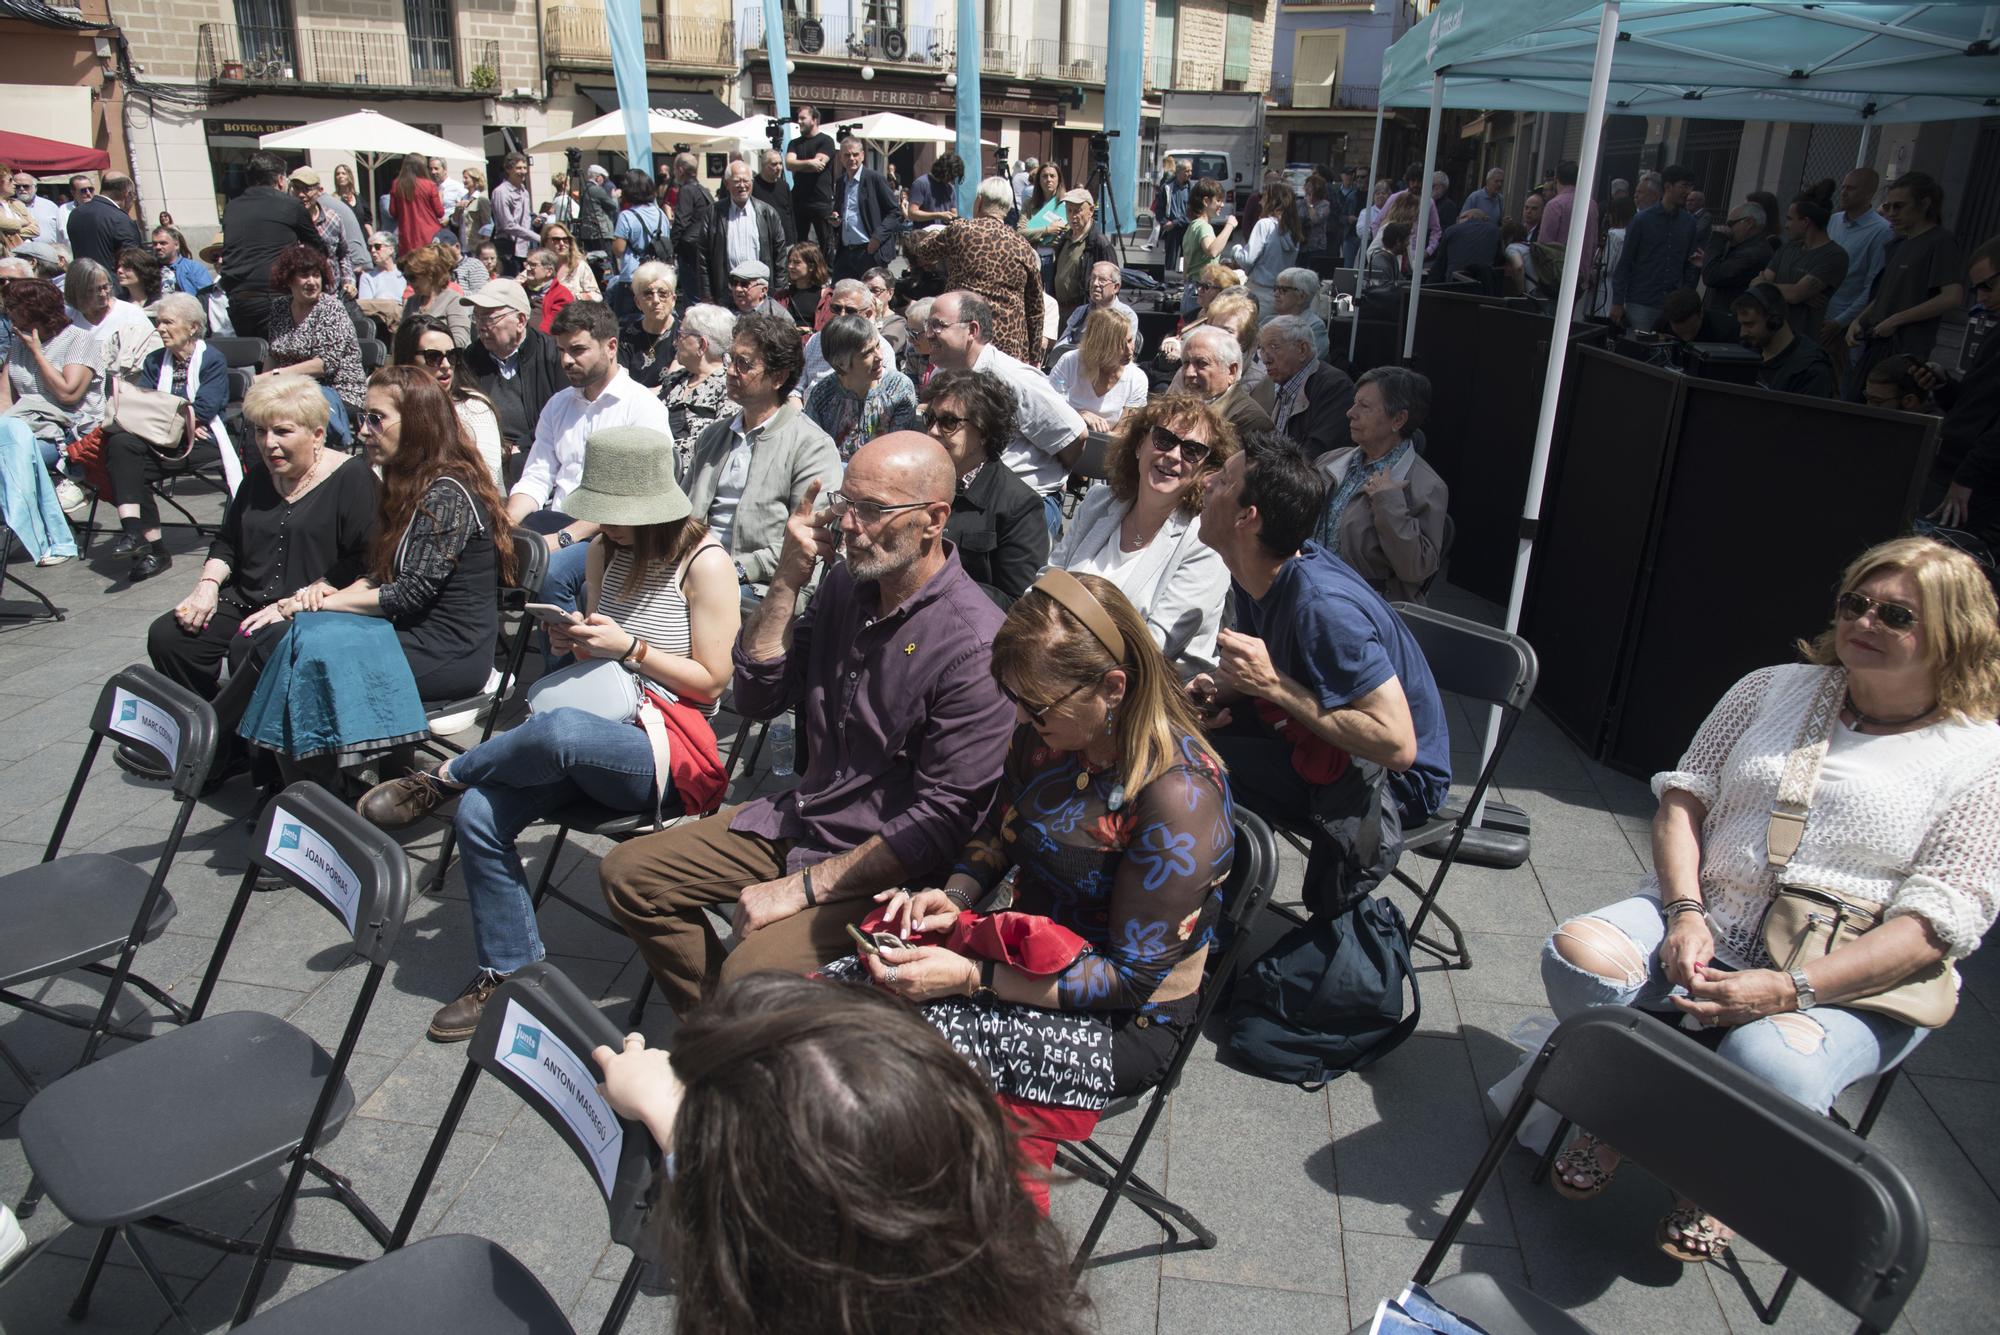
<box><xmin>260</xmin><ymin>242</ymin><xmax>368</xmax><ymax>446</ymax></box>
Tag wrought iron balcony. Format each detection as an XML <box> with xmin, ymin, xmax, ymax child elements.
<box><xmin>740</xmin><ymin>9</ymin><xmax>1019</xmax><ymax>75</ymax></box>
<box><xmin>1023</xmin><ymin>37</ymin><xmax>1106</xmax><ymax>85</ymax></box>
<box><xmin>197</xmin><ymin>23</ymin><xmax>497</xmax><ymax>94</ymax></box>
<box><xmin>544</xmin><ymin>7</ymin><xmax>735</xmax><ymax>70</ymax></box>
<box><xmin>1267</xmin><ymin>74</ymin><xmax>1381</xmax><ymax>110</ymax></box>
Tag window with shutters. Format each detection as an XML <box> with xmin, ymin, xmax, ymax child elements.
<box><xmin>1290</xmin><ymin>30</ymin><xmax>1342</xmax><ymax>109</ymax></box>
<box><xmin>1224</xmin><ymin>3</ymin><xmax>1253</xmax><ymax>87</ymax></box>
<box><xmin>1153</xmin><ymin>0</ymin><xmax>1177</xmax><ymax>87</ymax></box>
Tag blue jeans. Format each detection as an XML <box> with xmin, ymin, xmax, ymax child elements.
<box><xmin>313</xmin><ymin>385</ymin><xmax>353</xmax><ymax>449</ymax></box>
<box><xmin>1541</xmin><ymin>894</ymin><xmax>1927</xmax><ymax>1115</ymax></box>
<box><xmin>447</xmin><ymin>707</ymin><xmax>663</xmax><ymax>973</ymax></box>
<box><xmin>0</xmin><ymin>417</ymin><xmax>77</xmax><ymax>563</ymax></box>
<box><xmin>1042</xmin><ymin>491</ymin><xmax>1064</xmax><ymax>538</ymax></box>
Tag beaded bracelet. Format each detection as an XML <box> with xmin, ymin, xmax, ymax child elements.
<box><xmin>1662</xmin><ymin>898</ymin><xmax>1706</xmax><ymax>919</ymax></box>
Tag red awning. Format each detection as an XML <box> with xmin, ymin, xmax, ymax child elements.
<box><xmin>0</xmin><ymin>129</ymin><xmax>110</xmax><ymax>175</ymax></box>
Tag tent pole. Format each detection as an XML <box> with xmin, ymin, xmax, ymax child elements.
<box><xmin>1855</xmin><ymin>121</ymin><xmax>1874</xmax><ymax>169</ymax></box>
<box><xmin>1351</xmin><ymin>98</ymin><xmax>1386</xmax><ymax>368</ymax></box>
<box><xmin>1402</xmin><ymin>72</ymin><xmax>1445</xmax><ymax>362</ymax></box>
<box><xmin>1472</xmin><ymin>0</ymin><xmax>1623</xmax><ymax>823</ymax></box>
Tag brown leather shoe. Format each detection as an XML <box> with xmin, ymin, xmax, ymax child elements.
<box><xmin>356</xmin><ymin>767</ymin><xmax>456</xmax><ymax>830</ymax></box>
<box><xmin>428</xmin><ymin>971</ymin><xmax>508</xmax><ymax>1043</ymax></box>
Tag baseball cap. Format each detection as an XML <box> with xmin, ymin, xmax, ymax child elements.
<box><xmin>461</xmin><ymin>278</ymin><xmax>530</xmax><ymax>315</ymax></box>
<box><xmin>729</xmin><ymin>259</ymin><xmax>771</xmax><ymax>282</ymax></box>
<box><xmin>1059</xmin><ymin>188</ymin><xmax>1094</xmax><ymax>206</ymax></box>
<box><xmin>288</xmin><ymin>167</ymin><xmax>322</xmax><ymax>188</ymax></box>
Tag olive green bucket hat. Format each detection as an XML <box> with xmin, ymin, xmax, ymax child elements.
<box><xmin>561</xmin><ymin>425</ymin><xmax>691</xmax><ymax>527</ymax></box>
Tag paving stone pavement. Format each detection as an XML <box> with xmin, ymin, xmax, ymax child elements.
<box><xmin>2</xmin><ymin>515</ymin><xmax>1996</xmax><ymax>1333</ymax></box>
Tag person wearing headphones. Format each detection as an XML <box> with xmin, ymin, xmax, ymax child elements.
<box><xmin>1731</xmin><ymin>282</ymin><xmax>1838</xmax><ymax>398</ymax></box>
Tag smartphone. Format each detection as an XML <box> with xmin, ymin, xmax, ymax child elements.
<box><xmin>845</xmin><ymin>922</ymin><xmax>911</xmax><ymax>956</ymax></box>
<box><xmin>525</xmin><ymin>602</ymin><xmax>582</xmax><ymax>626</ymax></box>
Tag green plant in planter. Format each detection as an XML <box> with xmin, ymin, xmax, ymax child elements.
<box><xmin>469</xmin><ymin>63</ymin><xmax>498</xmax><ymax>90</ymax></box>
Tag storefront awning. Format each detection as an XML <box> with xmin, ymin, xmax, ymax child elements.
<box><xmin>0</xmin><ymin>127</ymin><xmax>106</xmax><ymax>174</ymax></box>
<box><xmin>577</xmin><ymin>86</ymin><xmax>732</xmax><ymax>128</ymax></box>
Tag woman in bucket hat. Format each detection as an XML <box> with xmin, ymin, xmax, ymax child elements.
<box><xmin>357</xmin><ymin>424</ymin><xmax>741</xmax><ymax>1041</ymax></box>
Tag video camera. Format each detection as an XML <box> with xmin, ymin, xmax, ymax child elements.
<box><xmin>764</xmin><ymin>116</ymin><xmax>792</xmax><ymax>152</ymax></box>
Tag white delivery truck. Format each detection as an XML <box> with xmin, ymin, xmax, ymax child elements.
<box><xmin>1158</xmin><ymin>90</ymin><xmax>1268</xmax><ymax>213</ymax></box>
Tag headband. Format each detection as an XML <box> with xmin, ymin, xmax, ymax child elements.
<box><xmin>1030</xmin><ymin>568</ymin><xmax>1126</xmax><ymax>664</ymax></box>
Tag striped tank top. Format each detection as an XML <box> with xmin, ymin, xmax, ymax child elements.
<box><xmin>592</xmin><ymin>540</ymin><xmax>719</xmax><ymax>717</ymax></box>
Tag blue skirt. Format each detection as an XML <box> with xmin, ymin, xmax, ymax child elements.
<box><xmin>238</xmin><ymin>612</ymin><xmax>429</xmax><ymax>760</ymax></box>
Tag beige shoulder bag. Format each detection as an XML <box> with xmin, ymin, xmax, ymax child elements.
<box><xmin>1760</xmin><ymin>668</ymin><xmax>1958</xmax><ymax>1028</ymax></box>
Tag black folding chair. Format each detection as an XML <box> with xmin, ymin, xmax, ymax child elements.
<box><xmin>0</xmin><ymin>667</ymin><xmax>218</xmax><ymax>1092</ymax></box>
<box><xmin>208</xmin><ymin>336</ymin><xmax>270</xmax><ymax>371</ymax></box>
<box><xmin>0</xmin><ymin>524</ymin><xmax>66</xmax><ymax>622</ymax></box>
<box><xmin>1273</xmin><ymin>603</ymin><xmax>1537</xmax><ymax>969</ymax></box>
<box><xmin>358</xmin><ymin>338</ymin><xmax>389</xmax><ymax>374</ymax></box>
<box><xmin>17</xmin><ymin>781</ymin><xmax>414</xmax><ymax>1331</ymax></box>
<box><xmin>1359</xmin><ymin>1009</ymin><xmax>1927</xmax><ymax>1335</ymax></box>
<box><xmin>379</xmin><ymin>961</ymin><xmax>661</xmax><ymax>1335</ymax></box>
<box><xmin>1058</xmin><ymin>809</ymin><xmax>1281</xmax><ymax>1271</ymax></box>
<box><xmin>418</xmin><ymin>530</ymin><xmax>548</xmax><ymax>756</ymax></box>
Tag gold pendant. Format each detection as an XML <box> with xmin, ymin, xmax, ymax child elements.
<box><xmin>1075</xmin><ymin>770</ymin><xmax>1091</xmax><ymax>792</ymax></box>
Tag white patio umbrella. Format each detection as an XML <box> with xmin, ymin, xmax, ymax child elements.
<box><xmin>528</xmin><ymin>109</ymin><xmax>735</xmax><ymax>156</ymax></box>
<box><xmin>258</xmin><ymin>109</ymin><xmax>484</xmax><ymax>182</ymax></box>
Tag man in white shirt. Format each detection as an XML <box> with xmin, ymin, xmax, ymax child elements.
<box><xmin>12</xmin><ymin>173</ymin><xmax>61</xmax><ymax>240</ymax></box>
<box><xmin>431</xmin><ymin>156</ymin><xmax>468</xmax><ymax>220</ymax></box>
<box><xmin>924</xmin><ymin>288</ymin><xmax>1086</xmax><ymax>535</ymax></box>
<box><xmin>506</xmin><ymin>300</ymin><xmax>674</xmax><ymax>614</ymax></box>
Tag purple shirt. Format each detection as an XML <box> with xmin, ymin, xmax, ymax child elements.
<box><xmin>729</xmin><ymin>544</ymin><xmax>1015</xmax><ymax>876</ymax></box>
<box><xmin>1539</xmin><ymin>186</ymin><xmax>1598</xmax><ymax>255</ymax></box>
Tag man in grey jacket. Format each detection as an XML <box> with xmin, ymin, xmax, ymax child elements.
<box><xmin>682</xmin><ymin>312</ymin><xmax>843</xmax><ymax>590</ymax></box>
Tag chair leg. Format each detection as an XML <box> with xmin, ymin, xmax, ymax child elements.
<box><xmin>1409</xmin><ymin>902</ymin><xmax>1470</xmax><ymax>969</ymax></box>
<box><xmin>68</xmin><ymin>1226</ymin><xmax>118</xmax><ymax>1320</ymax></box>
<box><xmin>625</xmin><ymin>973</ymin><xmax>654</xmax><ymax>1031</ymax></box>
<box><xmin>122</xmin><ymin>1226</ymin><xmax>200</xmax><ymax>1335</ymax></box>
<box><xmin>529</xmin><ymin>826</ymin><xmax>574</xmax><ymax>909</ymax></box>
<box><xmin>428</xmin><ymin>822</ymin><xmax>461</xmax><ymax>896</ymax></box>
<box><xmin>598</xmin><ymin>1253</ymin><xmax>648</xmax><ymax>1335</ymax></box>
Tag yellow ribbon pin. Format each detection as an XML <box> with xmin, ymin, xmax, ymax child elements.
<box><xmin>904</xmin><ymin>642</ymin><xmax>917</xmax><ymax>655</ymax></box>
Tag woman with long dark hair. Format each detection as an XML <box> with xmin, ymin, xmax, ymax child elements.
<box><xmin>116</xmin><ymin>245</ymin><xmax>163</xmax><ymax>306</ymax></box>
<box><xmin>394</xmin><ymin>313</ymin><xmax>503</xmax><ymax>484</ymax></box>
<box><xmin>782</xmin><ymin>241</ymin><xmax>829</xmax><ymax>328</ymax></box>
<box><xmin>246</xmin><ymin>367</ymin><xmax>511</xmax><ymax>708</ymax></box>
<box><xmin>592</xmin><ymin>972</ymin><xmax>1094</xmax><ymax>1335</ymax></box>
<box><xmin>388</xmin><ymin>152</ymin><xmax>445</xmax><ymax>258</ymax></box>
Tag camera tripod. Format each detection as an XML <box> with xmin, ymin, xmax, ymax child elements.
<box><xmin>1082</xmin><ymin>133</ymin><xmax>1131</xmax><ymax>268</ymax></box>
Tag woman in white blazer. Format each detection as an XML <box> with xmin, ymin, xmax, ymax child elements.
<box><xmin>1047</xmin><ymin>393</ymin><xmax>1236</xmax><ymax>676</ymax></box>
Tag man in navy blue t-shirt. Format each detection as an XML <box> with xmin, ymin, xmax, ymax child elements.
<box><xmin>1193</xmin><ymin>432</ymin><xmax>1452</xmax><ymax>911</ymax></box>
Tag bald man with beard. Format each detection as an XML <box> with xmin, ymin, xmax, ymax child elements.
<box><xmin>602</xmin><ymin>432</ymin><xmax>1017</xmax><ymax>1013</ymax></box>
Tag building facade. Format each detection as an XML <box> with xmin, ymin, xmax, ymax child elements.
<box><xmin>0</xmin><ymin>0</ymin><xmax>128</xmax><ymax>184</ymax></box>
<box><xmin>1265</xmin><ymin>0</ymin><xmax>1417</xmax><ymax>177</ymax></box>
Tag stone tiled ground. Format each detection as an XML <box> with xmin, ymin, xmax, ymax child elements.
<box><xmin>2</xmin><ymin>511</ymin><xmax>1996</xmax><ymax>1333</ymax></box>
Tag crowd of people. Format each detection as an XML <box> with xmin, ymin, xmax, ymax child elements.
<box><xmin>6</xmin><ymin>127</ymin><xmax>2000</xmax><ymax>1331</ymax></box>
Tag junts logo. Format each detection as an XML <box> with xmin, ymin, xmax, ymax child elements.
<box><xmin>119</xmin><ymin>700</ymin><xmax>140</xmax><ymax>723</ymax></box>
<box><xmin>512</xmin><ymin>1023</ymin><xmax>543</xmax><ymax>1060</ymax></box>
<box><xmin>278</xmin><ymin>823</ymin><xmax>303</xmax><ymax>850</ymax></box>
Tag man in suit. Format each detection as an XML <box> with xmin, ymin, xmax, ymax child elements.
<box><xmin>1180</xmin><ymin>326</ymin><xmax>1272</xmax><ymax>437</ymax></box>
<box><xmin>669</xmin><ymin>152</ymin><xmax>715</xmax><ymax>305</ymax></box>
<box><xmin>709</xmin><ymin>159</ymin><xmax>785</xmax><ymax>301</ymax></box>
<box><xmin>63</xmin><ymin>172</ymin><xmax>142</xmax><ymax>274</ymax></box>
<box><xmin>219</xmin><ymin>152</ymin><xmax>324</xmax><ymax>342</ymax></box>
<box><xmin>1259</xmin><ymin>315</ymin><xmax>1354</xmax><ymax>458</ymax></box>
<box><xmin>829</xmin><ymin>135</ymin><xmax>901</xmax><ymax>282</ymax></box>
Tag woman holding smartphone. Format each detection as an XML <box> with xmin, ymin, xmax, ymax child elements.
<box><xmin>356</xmin><ymin>425</ymin><xmax>739</xmax><ymax>1043</ymax></box>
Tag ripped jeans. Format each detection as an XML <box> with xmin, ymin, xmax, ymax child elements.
<box><xmin>1540</xmin><ymin>895</ymin><xmax>1927</xmax><ymax>1116</ymax></box>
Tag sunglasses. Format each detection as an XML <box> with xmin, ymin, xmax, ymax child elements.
<box><xmin>1148</xmin><ymin>424</ymin><xmax>1213</xmax><ymax>466</ymax></box>
<box><xmin>414</xmin><ymin>348</ymin><xmax>450</xmax><ymax>367</ymax></box>
<box><xmin>826</xmin><ymin>490</ymin><xmax>933</xmax><ymax>525</ymax></box>
<box><xmin>546</xmin><ymin>235</ymin><xmax>571</xmax><ymax>244</ymax></box>
<box><xmin>923</xmin><ymin>410</ymin><xmax>967</xmax><ymax>435</ymax></box>
<box><xmin>829</xmin><ymin>303</ymin><xmax>867</xmax><ymax>316</ymax></box>
<box><xmin>1194</xmin><ymin>280</ymin><xmax>1224</xmax><ymax>293</ymax></box>
<box><xmin>1836</xmin><ymin>590</ymin><xmax>1919</xmax><ymax>632</ymax></box>
<box><xmin>358</xmin><ymin>409</ymin><xmax>396</xmax><ymax>430</ymax></box>
<box><xmin>999</xmin><ymin>669</ymin><xmax>1107</xmax><ymax>726</ymax></box>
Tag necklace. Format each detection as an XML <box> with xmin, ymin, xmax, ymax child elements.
<box><xmin>1844</xmin><ymin>691</ymin><xmax>1938</xmax><ymax>730</ymax></box>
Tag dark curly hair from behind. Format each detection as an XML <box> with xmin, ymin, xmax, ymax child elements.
<box><xmin>921</xmin><ymin>368</ymin><xmax>1016</xmax><ymax>460</ymax></box>
<box><xmin>661</xmin><ymin>972</ymin><xmax>1092</xmax><ymax>1335</ymax></box>
<box><xmin>268</xmin><ymin>241</ymin><xmax>333</xmax><ymax>292</ymax></box>
<box><xmin>1</xmin><ymin>276</ymin><xmax>72</xmax><ymax>340</ymax></box>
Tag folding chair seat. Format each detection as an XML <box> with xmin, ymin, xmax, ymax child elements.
<box><xmin>1352</xmin><ymin>1009</ymin><xmax>1928</xmax><ymax>1335</ymax></box>
<box><xmin>1271</xmin><ymin>603</ymin><xmax>1536</xmax><ymax>969</ymax></box>
<box><xmin>0</xmin><ymin>667</ymin><xmax>218</xmax><ymax>1090</ymax></box>
<box><xmin>18</xmin><ymin>781</ymin><xmax>415</xmax><ymax>1331</ymax></box>
<box><xmin>1058</xmin><ymin>809</ymin><xmax>1281</xmax><ymax>1270</ymax></box>
<box><xmin>231</xmin><ymin>1233</ymin><xmax>568</xmax><ymax>1335</ymax></box>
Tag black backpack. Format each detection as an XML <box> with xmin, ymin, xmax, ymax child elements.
<box><xmin>1223</xmin><ymin>894</ymin><xmax>1420</xmax><ymax>1088</ymax></box>
<box><xmin>634</xmin><ymin>208</ymin><xmax>675</xmax><ymax>265</ymax></box>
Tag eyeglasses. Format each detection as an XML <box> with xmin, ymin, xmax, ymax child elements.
<box><xmin>728</xmin><ymin>277</ymin><xmax>760</xmax><ymax>288</ymax></box>
<box><xmin>358</xmin><ymin>410</ymin><xmax>397</xmax><ymax>430</ymax></box>
<box><xmin>1194</xmin><ymin>280</ymin><xmax>1224</xmax><ymax>293</ymax></box>
<box><xmin>826</xmin><ymin>490</ymin><xmax>933</xmax><ymax>525</ymax></box>
<box><xmin>829</xmin><ymin>303</ymin><xmax>867</xmax><ymax>316</ymax></box>
<box><xmin>546</xmin><ymin>235</ymin><xmax>571</xmax><ymax>245</ymax></box>
<box><xmin>1836</xmin><ymin>590</ymin><xmax>1919</xmax><ymax>632</ymax></box>
<box><xmin>923</xmin><ymin>316</ymin><xmax>969</xmax><ymax>335</ymax></box>
<box><xmin>999</xmin><ymin>670</ymin><xmax>1107</xmax><ymax>726</ymax></box>
<box><xmin>1148</xmin><ymin>424</ymin><xmax>1213</xmax><ymax>466</ymax></box>
<box><xmin>922</xmin><ymin>409</ymin><xmax>966</xmax><ymax>435</ymax></box>
<box><xmin>414</xmin><ymin>348</ymin><xmax>450</xmax><ymax>367</ymax></box>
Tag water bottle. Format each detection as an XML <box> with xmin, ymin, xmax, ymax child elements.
<box><xmin>767</xmin><ymin>720</ymin><xmax>794</xmax><ymax>777</ymax></box>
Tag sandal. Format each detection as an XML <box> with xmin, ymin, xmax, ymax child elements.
<box><xmin>1657</xmin><ymin>1202</ymin><xmax>1733</xmax><ymax>1264</ymax></box>
<box><xmin>1551</xmin><ymin>1132</ymin><xmax>1619</xmax><ymax>1200</ymax></box>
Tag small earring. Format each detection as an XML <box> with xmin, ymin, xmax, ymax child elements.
<box><xmin>1105</xmin><ymin>706</ymin><xmax>1117</xmax><ymax>734</ymax></box>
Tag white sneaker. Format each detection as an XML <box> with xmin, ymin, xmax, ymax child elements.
<box><xmin>35</xmin><ymin>551</ymin><xmax>72</xmax><ymax>567</ymax></box>
<box><xmin>0</xmin><ymin>1200</ymin><xmax>26</xmax><ymax>1277</ymax></box>
<box><xmin>55</xmin><ymin>478</ymin><xmax>89</xmax><ymax>520</ymax></box>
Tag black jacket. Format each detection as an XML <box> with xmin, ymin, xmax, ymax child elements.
<box><xmin>463</xmin><ymin>326</ymin><xmax>565</xmax><ymax>445</ymax></box>
<box><xmin>674</xmin><ymin>180</ymin><xmax>714</xmax><ymax>257</ymax></box>
<box><xmin>219</xmin><ymin>186</ymin><xmax>323</xmax><ymax>295</ymax></box>
<box><xmin>752</xmin><ymin>175</ymin><xmax>796</xmax><ymax>250</ymax></box>
<box><xmin>1938</xmin><ymin>320</ymin><xmax>2000</xmax><ymax>495</ymax></box>
<box><xmin>707</xmin><ymin>197</ymin><xmax>787</xmax><ymax>299</ymax></box>
<box><xmin>944</xmin><ymin>462</ymin><xmax>1050</xmax><ymax>608</ymax></box>
<box><xmin>1282</xmin><ymin>361</ymin><xmax>1358</xmax><ymax>458</ymax></box>
<box><xmin>830</xmin><ymin>167</ymin><xmax>902</xmax><ymax>263</ymax></box>
<box><xmin>64</xmin><ymin>197</ymin><xmax>143</xmax><ymax>273</ymax></box>
<box><xmin>1701</xmin><ymin>236</ymin><xmax>1775</xmax><ymax>315</ymax></box>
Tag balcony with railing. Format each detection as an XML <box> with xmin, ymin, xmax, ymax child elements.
<box><xmin>1023</xmin><ymin>37</ymin><xmax>1105</xmax><ymax>85</ymax></box>
<box><xmin>545</xmin><ymin>7</ymin><xmax>735</xmax><ymax>70</ymax></box>
<box><xmin>197</xmin><ymin>23</ymin><xmax>499</xmax><ymax>94</ymax></box>
<box><xmin>1267</xmin><ymin>75</ymin><xmax>1380</xmax><ymax>110</ymax></box>
<box><xmin>739</xmin><ymin>10</ymin><xmax>1065</xmax><ymax>82</ymax></box>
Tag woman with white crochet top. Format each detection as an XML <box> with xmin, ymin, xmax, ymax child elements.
<box><xmin>1530</xmin><ymin>536</ymin><xmax>2000</xmax><ymax>1266</ymax></box>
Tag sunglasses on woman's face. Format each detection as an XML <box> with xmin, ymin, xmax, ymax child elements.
<box><xmin>415</xmin><ymin>348</ymin><xmax>450</xmax><ymax>367</ymax></box>
<box><xmin>923</xmin><ymin>410</ymin><xmax>966</xmax><ymax>435</ymax></box>
<box><xmin>1147</xmin><ymin>424</ymin><xmax>1212</xmax><ymax>466</ymax></box>
<box><xmin>999</xmin><ymin>670</ymin><xmax>1106</xmax><ymax>727</ymax></box>
<box><xmin>1837</xmin><ymin>590</ymin><xmax>1919</xmax><ymax>632</ymax></box>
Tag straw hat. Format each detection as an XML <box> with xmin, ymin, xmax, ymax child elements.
<box><xmin>561</xmin><ymin>426</ymin><xmax>690</xmax><ymax>527</ymax></box>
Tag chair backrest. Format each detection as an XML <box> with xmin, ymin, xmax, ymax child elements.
<box><xmin>210</xmin><ymin>336</ymin><xmax>269</xmax><ymax>370</ymax></box>
<box><xmin>1527</xmin><ymin>1010</ymin><xmax>1927</xmax><ymax>1333</ymax></box>
<box><xmin>507</xmin><ymin>529</ymin><xmax>549</xmax><ymax>604</ymax></box>
<box><xmin>225</xmin><ymin>781</ymin><xmax>413</xmax><ymax>974</ymax></box>
<box><xmin>225</xmin><ymin>366</ymin><xmax>254</xmax><ymax>404</ymax></box>
<box><xmin>395</xmin><ymin>962</ymin><xmax>659</xmax><ymax>1251</ymax></box>
<box><xmin>1389</xmin><ymin>601</ymin><xmax>1537</xmax><ymax>712</ymax></box>
<box><xmin>1076</xmin><ymin>430</ymin><xmax>1113</xmax><ymax>482</ymax></box>
<box><xmin>359</xmin><ymin>337</ymin><xmax>388</xmax><ymax>373</ymax></box>
<box><xmin>80</xmin><ymin>664</ymin><xmax>220</xmax><ymax>810</ymax></box>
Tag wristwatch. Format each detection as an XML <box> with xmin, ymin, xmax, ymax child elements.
<box><xmin>969</xmin><ymin>958</ymin><xmax>998</xmax><ymax>1005</ymax></box>
<box><xmin>556</xmin><ymin>530</ymin><xmax>576</xmax><ymax>549</ymax></box>
<box><xmin>734</xmin><ymin>560</ymin><xmax>750</xmax><ymax>583</ymax></box>
<box><xmin>1788</xmin><ymin>967</ymin><xmax>1818</xmax><ymax>1011</ymax></box>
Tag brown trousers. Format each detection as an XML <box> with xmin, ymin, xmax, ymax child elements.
<box><xmin>599</xmin><ymin>805</ymin><xmax>871</xmax><ymax>1015</ymax></box>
